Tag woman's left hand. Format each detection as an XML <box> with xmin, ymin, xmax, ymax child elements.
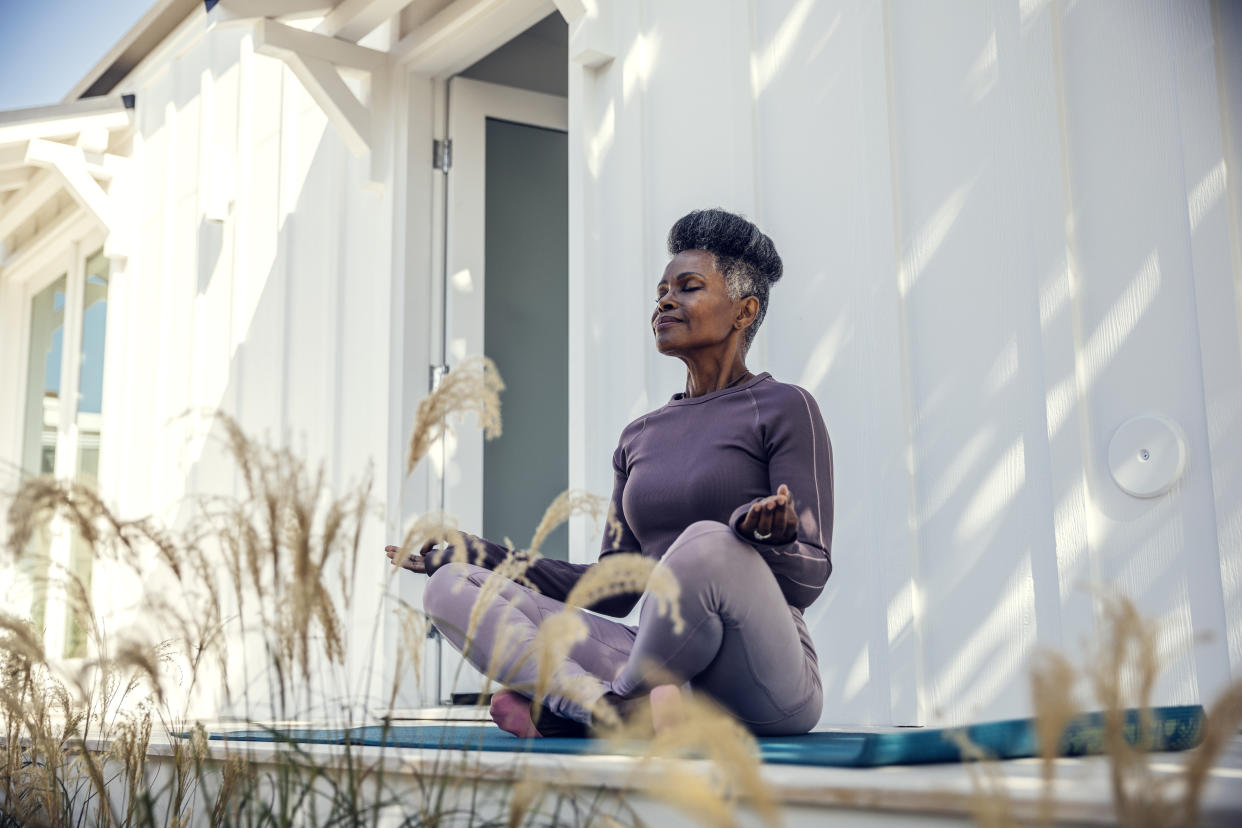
<box><xmin>738</xmin><ymin>483</ymin><xmax>797</xmax><ymax>545</ymax></box>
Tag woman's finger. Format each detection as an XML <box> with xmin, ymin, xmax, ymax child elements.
<box><xmin>770</xmin><ymin>506</ymin><xmax>787</xmax><ymax>540</ymax></box>
<box><xmin>740</xmin><ymin>501</ymin><xmax>762</xmax><ymax>534</ymax></box>
<box><xmin>755</xmin><ymin>507</ymin><xmax>774</xmax><ymax>538</ymax></box>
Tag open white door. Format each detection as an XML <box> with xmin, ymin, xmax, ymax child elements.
<box><xmin>434</xmin><ymin>77</ymin><xmax>568</xmax><ymax>699</ymax></box>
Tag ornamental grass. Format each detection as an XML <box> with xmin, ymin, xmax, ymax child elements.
<box><xmin>0</xmin><ymin>356</ymin><xmax>1238</xmax><ymax>826</ymax></box>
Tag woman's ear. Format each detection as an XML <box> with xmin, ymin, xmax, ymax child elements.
<box><xmin>735</xmin><ymin>296</ymin><xmax>759</xmax><ymax>331</ymax></box>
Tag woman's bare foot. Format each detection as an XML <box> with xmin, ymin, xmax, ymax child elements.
<box><xmin>649</xmin><ymin>684</ymin><xmax>684</xmax><ymax>734</ymax></box>
<box><xmin>489</xmin><ymin>690</ymin><xmax>541</xmax><ymax>738</ymax></box>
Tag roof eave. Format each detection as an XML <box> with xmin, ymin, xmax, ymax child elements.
<box><xmin>61</xmin><ymin>0</ymin><xmax>203</xmax><ymax>102</ymax></box>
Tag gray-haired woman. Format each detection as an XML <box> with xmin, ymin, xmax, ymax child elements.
<box><xmin>386</xmin><ymin>208</ymin><xmax>833</xmax><ymax>737</ymax></box>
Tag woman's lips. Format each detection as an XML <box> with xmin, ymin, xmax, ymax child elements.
<box><xmin>655</xmin><ymin>316</ymin><xmax>681</xmax><ymax>330</ymax></box>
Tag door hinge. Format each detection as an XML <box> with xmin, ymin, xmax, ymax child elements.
<box><xmin>429</xmin><ymin>363</ymin><xmax>450</xmax><ymax>391</ymax></box>
<box><xmin>433</xmin><ymin>139</ymin><xmax>452</xmax><ymax>173</ymax></box>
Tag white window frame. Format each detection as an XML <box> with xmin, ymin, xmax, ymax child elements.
<box><xmin>5</xmin><ymin>219</ymin><xmax>110</xmax><ymax>663</ymax></box>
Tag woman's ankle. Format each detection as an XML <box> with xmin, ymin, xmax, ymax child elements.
<box><xmin>649</xmin><ymin>684</ymin><xmax>684</xmax><ymax>734</ymax></box>
<box><xmin>489</xmin><ymin>690</ymin><xmax>541</xmax><ymax>738</ymax></box>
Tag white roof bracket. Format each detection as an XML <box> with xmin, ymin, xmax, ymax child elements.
<box><xmin>253</xmin><ymin>17</ymin><xmax>392</xmax><ymax>189</ymax></box>
<box><xmin>23</xmin><ymin>139</ymin><xmax>130</xmax><ymax>260</ymax></box>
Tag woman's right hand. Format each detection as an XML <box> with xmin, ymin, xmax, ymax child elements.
<box><xmin>385</xmin><ymin>539</ymin><xmax>437</xmax><ymax>574</ymax></box>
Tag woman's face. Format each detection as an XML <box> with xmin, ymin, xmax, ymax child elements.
<box><xmin>651</xmin><ymin>250</ymin><xmax>747</xmax><ymax>356</ymax></box>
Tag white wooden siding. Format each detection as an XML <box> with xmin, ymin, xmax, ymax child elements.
<box><xmin>95</xmin><ymin>17</ymin><xmax>403</xmax><ymax>713</ymax></box>
<box><xmin>569</xmin><ymin>0</ymin><xmax>1242</xmax><ymax>726</ymax></box>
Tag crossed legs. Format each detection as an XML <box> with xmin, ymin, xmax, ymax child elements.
<box><xmin>421</xmin><ymin>521</ymin><xmax>822</xmax><ymax>736</ymax></box>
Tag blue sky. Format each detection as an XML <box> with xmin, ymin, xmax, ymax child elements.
<box><xmin>0</xmin><ymin>0</ymin><xmax>157</xmax><ymax>110</ymax></box>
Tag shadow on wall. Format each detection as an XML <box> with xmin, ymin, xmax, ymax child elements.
<box><xmin>104</xmin><ymin>57</ymin><xmax>402</xmax><ymax>718</ymax></box>
<box><xmin>749</xmin><ymin>0</ymin><xmax>1237</xmax><ymax>727</ymax></box>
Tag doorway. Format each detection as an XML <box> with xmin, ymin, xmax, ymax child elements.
<box><xmin>422</xmin><ymin>14</ymin><xmax>569</xmax><ymax>702</ymax></box>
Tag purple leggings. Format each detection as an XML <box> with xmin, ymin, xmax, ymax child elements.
<box><xmin>421</xmin><ymin>520</ymin><xmax>822</xmax><ymax>735</ymax></box>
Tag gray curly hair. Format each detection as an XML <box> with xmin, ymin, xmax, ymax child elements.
<box><xmin>666</xmin><ymin>208</ymin><xmax>783</xmax><ymax>351</ymax></box>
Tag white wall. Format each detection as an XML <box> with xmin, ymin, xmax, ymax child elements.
<box><xmin>569</xmin><ymin>0</ymin><xmax>1242</xmax><ymax>726</ymax></box>
<box><xmin>92</xmin><ymin>14</ymin><xmax>406</xmax><ymax>716</ymax></box>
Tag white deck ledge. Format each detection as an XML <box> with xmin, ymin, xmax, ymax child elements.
<box><xmin>86</xmin><ymin>724</ymin><xmax>1242</xmax><ymax>827</ymax></box>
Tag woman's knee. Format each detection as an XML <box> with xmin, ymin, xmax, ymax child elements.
<box><xmin>422</xmin><ymin>561</ymin><xmax>481</xmax><ymax>622</ymax></box>
<box><xmin>662</xmin><ymin>521</ymin><xmax>749</xmax><ymax>579</ymax></box>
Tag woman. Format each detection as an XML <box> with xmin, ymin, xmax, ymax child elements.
<box><xmin>386</xmin><ymin>209</ymin><xmax>833</xmax><ymax>738</ymax></box>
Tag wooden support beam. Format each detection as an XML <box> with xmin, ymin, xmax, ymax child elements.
<box><xmin>0</xmin><ymin>168</ymin><xmax>32</xmax><ymax>193</ymax></box>
<box><xmin>316</xmin><ymin>0</ymin><xmax>410</xmax><ymax>42</ymax></box>
<box><xmin>24</xmin><ymin>139</ymin><xmax>119</xmax><ymax>235</ymax></box>
<box><xmin>254</xmin><ymin>17</ymin><xmax>389</xmax><ymax>73</ymax></box>
<box><xmin>253</xmin><ymin>16</ymin><xmax>391</xmax><ymax>186</ymax></box>
<box><xmin>0</xmin><ymin>168</ymin><xmax>61</xmax><ymax>243</ymax></box>
<box><xmin>283</xmin><ymin>53</ymin><xmax>371</xmax><ymax>157</ymax></box>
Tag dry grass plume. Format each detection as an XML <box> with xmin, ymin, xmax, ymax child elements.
<box><xmin>406</xmin><ymin>355</ymin><xmax>504</xmax><ymax>475</ymax></box>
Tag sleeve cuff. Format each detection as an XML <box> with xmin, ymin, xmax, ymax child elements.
<box><xmin>423</xmin><ymin>543</ymin><xmax>454</xmax><ymax>575</ymax></box>
<box><xmin>729</xmin><ymin>499</ymin><xmax>799</xmax><ymax>551</ymax></box>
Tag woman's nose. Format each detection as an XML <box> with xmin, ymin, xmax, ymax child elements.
<box><xmin>656</xmin><ymin>294</ymin><xmax>676</xmax><ymax>311</ymax></box>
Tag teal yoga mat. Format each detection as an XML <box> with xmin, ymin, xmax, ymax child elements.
<box><xmin>200</xmin><ymin>704</ymin><xmax>1205</xmax><ymax>768</ymax></box>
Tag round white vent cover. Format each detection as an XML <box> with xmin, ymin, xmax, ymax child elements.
<box><xmin>1107</xmin><ymin>415</ymin><xmax>1187</xmax><ymax>498</ymax></box>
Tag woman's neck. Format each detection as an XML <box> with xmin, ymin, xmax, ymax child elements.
<box><xmin>682</xmin><ymin>354</ymin><xmax>752</xmax><ymax>398</ymax></box>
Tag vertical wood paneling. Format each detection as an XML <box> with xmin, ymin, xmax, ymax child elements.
<box><xmin>167</xmin><ymin>44</ymin><xmax>202</xmax><ymax>515</ymax></box>
<box><xmin>1172</xmin><ymin>0</ymin><xmax>1242</xmax><ymax>696</ymax></box>
<box><xmin>576</xmin><ymin>0</ymin><xmax>1238</xmax><ymax>725</ymax></box>
<box><xmin>886</xmin><ymin>0</ymin><xmax>1050</xmax><ymax>722</ymax></box>
<box><xmin>636</xmin><ymin>0</ymin><xmax>758</xmax><ymax>401</ymax></box>
<box><xmin>750</xmin><ymin>0</ymin><xmax>916</xmax><ymax>725</ymax></box>
<box><xmin>1209</xmin><ymin>0</ymin><xmax>1242</xmax><ymax>680</ymax></box>
<box><xmin>283</xmin><ymin>78</ymin><xmax>334</xmax><ymax>472</ymax></box>
<box><xmin>1059</xmin><ymin>0</ymin><xmax>1227</xmax><ymax>706</ymax></box>
<box><xmin>82</xmin><ymin>22</ymin><xmax>399</xmax><ymax>711</ymax></box>
<box><xmin>237</xmin><ymin>52</ymin><xmax>286</xmax><ymax>444</ymax></box>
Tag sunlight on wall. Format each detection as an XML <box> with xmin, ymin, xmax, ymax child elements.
<box><xmin>796</xmin><ymin>314</ymin><xmax>850</xmax><ymax>392</ymax></box>
<box><xmin>1080</xmin><ymin>249</ymin><xmax>1161</xmax><ymax>390</ymax></box>
<box><xmin>1188</xmin><ymin>159</ymin><xmax>1226</xmax><ymax>233</ymax></box>
<box><xmin>749</xmin><ymin>0</ymin><xmax>829</xmax><ymax>99</ymax></box>
<box><xmin>587</xmin><ymin>101</ymin><xmax>615</xmax><ymax>180</ymax></box>
<box><xmin>965</xmin><ymin>30</ymin><xmax>998</xmax><ymax>104</ymax></box>
<box><xmin>621</xmin><ymin>31</ymin><xmax>658</xmax><ymax>102</ymax></box>
<box><xmin>842</xmin><ymin>643</ymin><xmax>870</xmax><ymax>704</ymax></box>
<box><xmin>898</xmin><ymin>175</ymin><xmax>977</xmax><ymax>297</ymax></box>
<box><xmin>957</xmin><ymin>434</ymin><xmax>1026</xmax><ymax>543</ymax></box>
<box><xmin>982</xmin><ymin>333</ymin><xmax>1018</xmax><ymax>395</ymax></box>
<box><xmin>933</xmin><ymin>563</ymin><xmax>1035</xmax><ymax>718</ymax></box>
<box><xmin>1019</xmin><ymin>0</ymin><xmax>1051</xmax><ymax>30</ymax></box>
<box><xmin>1052</xmin><ymin>479</ymin><xmax>1092</xmax><ymax>594</ymax></box>
<box><xmin>887</xmin><ymin>577</ymin><xmax>921</xmax><ymax>647</ymax></box>
<box><xmin>1046</xmin><ymin>373</ymin><xmax>1077</xmax><ymax>440</ymax></box>
<box><xmin>451</xmin><ymin>267</ymin><xmax>474</xmax><ymax>292</ymax></box>
<box><xmin>1039</xmin><ymin>256</ymin><xmax>1071</xmax><ymax>328</ymax></box>
<box><xmin>921</xmin><ymin>427</ymin><xmax>992</xmax><ymax>522</ymax></box>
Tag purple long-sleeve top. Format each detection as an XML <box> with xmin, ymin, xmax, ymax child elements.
<box><xmin>424</xmin><ymin>372</ymin><xmax>834</xmax><ymax>615</ymax></box>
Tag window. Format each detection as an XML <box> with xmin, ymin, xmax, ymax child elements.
<box><xmin>18</xmin><ymin>245</ymin><xmax>111</xmax><ymax>659</ymax></box>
